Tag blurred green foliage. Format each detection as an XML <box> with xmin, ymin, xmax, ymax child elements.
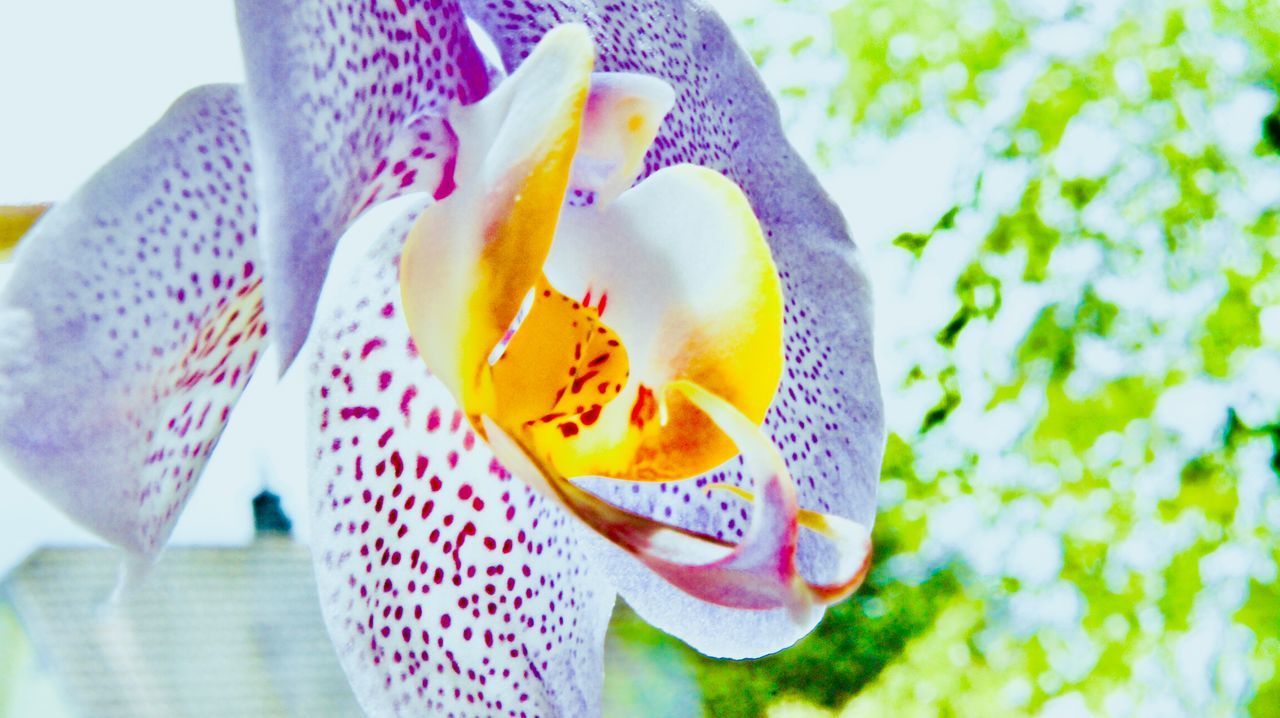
<box><xmin>611</xmin><ymin>529</ymin><xmax>959</xmax><ymax>718</ymax></box>
<box><xmin>610</xmin><ymin>0</ymin><xmax>1280</xmax><ymax>715</ymax></box>
<box><xmin>0</xmin><ymin>608</ymin><xmax>15</xmax><ymax>708</ymax></box>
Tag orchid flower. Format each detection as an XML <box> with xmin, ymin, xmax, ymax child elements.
<box><xmin>0</xmin><ymin>2</ymin><xmax>884</xmax><ymax>716</ymax></box>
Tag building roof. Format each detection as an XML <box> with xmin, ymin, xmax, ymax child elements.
<box><xmin>1</xmin><ymin>538</ymin><xmax>362</xmax><ymax>718</ymax></box>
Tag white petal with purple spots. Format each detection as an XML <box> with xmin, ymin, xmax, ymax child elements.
<box><xmin>236</xmin><ymin>0</ymin><xmax>492</xmax><ymax>366</ymax></box>
<box><xmin>0</xmin><ymin>85</ymin><xmax>267</xmax><ymax>556</ymax></box>
<box><xmin>310</xmin><ymin>204</ymin><xmax>615</xmax><ymax>717</ymax></box>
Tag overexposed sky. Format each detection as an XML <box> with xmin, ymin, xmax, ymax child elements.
<box><xmin>0</xmin><ymin>1</ymin><xmax>959</xmax><ymax>577</ymax></box>
<box><xmin>0</xmin><ymin>2</ymin><xmax>246</xmax><ymax>202</ymax></box>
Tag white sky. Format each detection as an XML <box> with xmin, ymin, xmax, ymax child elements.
<box><xmin>0</xmin><ymin>1</ymin><xmax>958</xmax><ymax>577</ymax></box>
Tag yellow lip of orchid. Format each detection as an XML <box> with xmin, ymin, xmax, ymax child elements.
<box><xmin>399</xmin><ymin>24</ymin><xmax>871</xmax><ymax>614</ymax></box>
<box><xmin>401</xmin><ymin>24</ymin><xmax>595</xmax><ymax>420</ymax></box>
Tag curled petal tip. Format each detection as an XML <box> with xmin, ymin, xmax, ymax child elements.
<box><xmin>807</xmin><ymin>528</ymin><xmax>874</xmax><ymax>605</ymax></box>
<box><xmin>673</xmin><ymin>381</ymin><xmax>874</xmax><ymax>612</ymax></box>
<box><xmin>790</xmin><ymin>508</ymin><xmax>875</xmax><ymax>610</ymax></box>
<box><xmin>705</xmin><ymin>482</ymin><xmax>875</xmax><ymax>605</ymax></box>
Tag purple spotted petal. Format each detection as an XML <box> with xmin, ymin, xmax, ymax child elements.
<box><xmin>0</xmin><ymin>85</ymin><xmax>266</xmax><ymax>556</ymax></box>
<box><xmin>460</xmin><ymin>1</ymin><xmax>884</xmax><ymax>657</ymax></box>
<box><xmin>309</xmin><ymin>204</ymin><xmax>614</xmax><ymax>716</ymax></box>
<box><xmin>235</xmin><ymin>0</ymin><xmax>491</xmax><ymax>368</ymax></box>
<box><xmin>349</xmin><ymin>114</ymin><xmax>460</xmax><ymax>218</ymax></box>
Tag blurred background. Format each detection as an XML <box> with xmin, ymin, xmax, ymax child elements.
<box><xmin>2</xmin><ymin>0</ymin><xmax>1279</xmax><ymax>716</ymax></box>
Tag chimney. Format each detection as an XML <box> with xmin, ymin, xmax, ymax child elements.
<box><xmin>252</xmin><ymin>490</ymin><xmax>293</xmax><ymax>537</ymax></box>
